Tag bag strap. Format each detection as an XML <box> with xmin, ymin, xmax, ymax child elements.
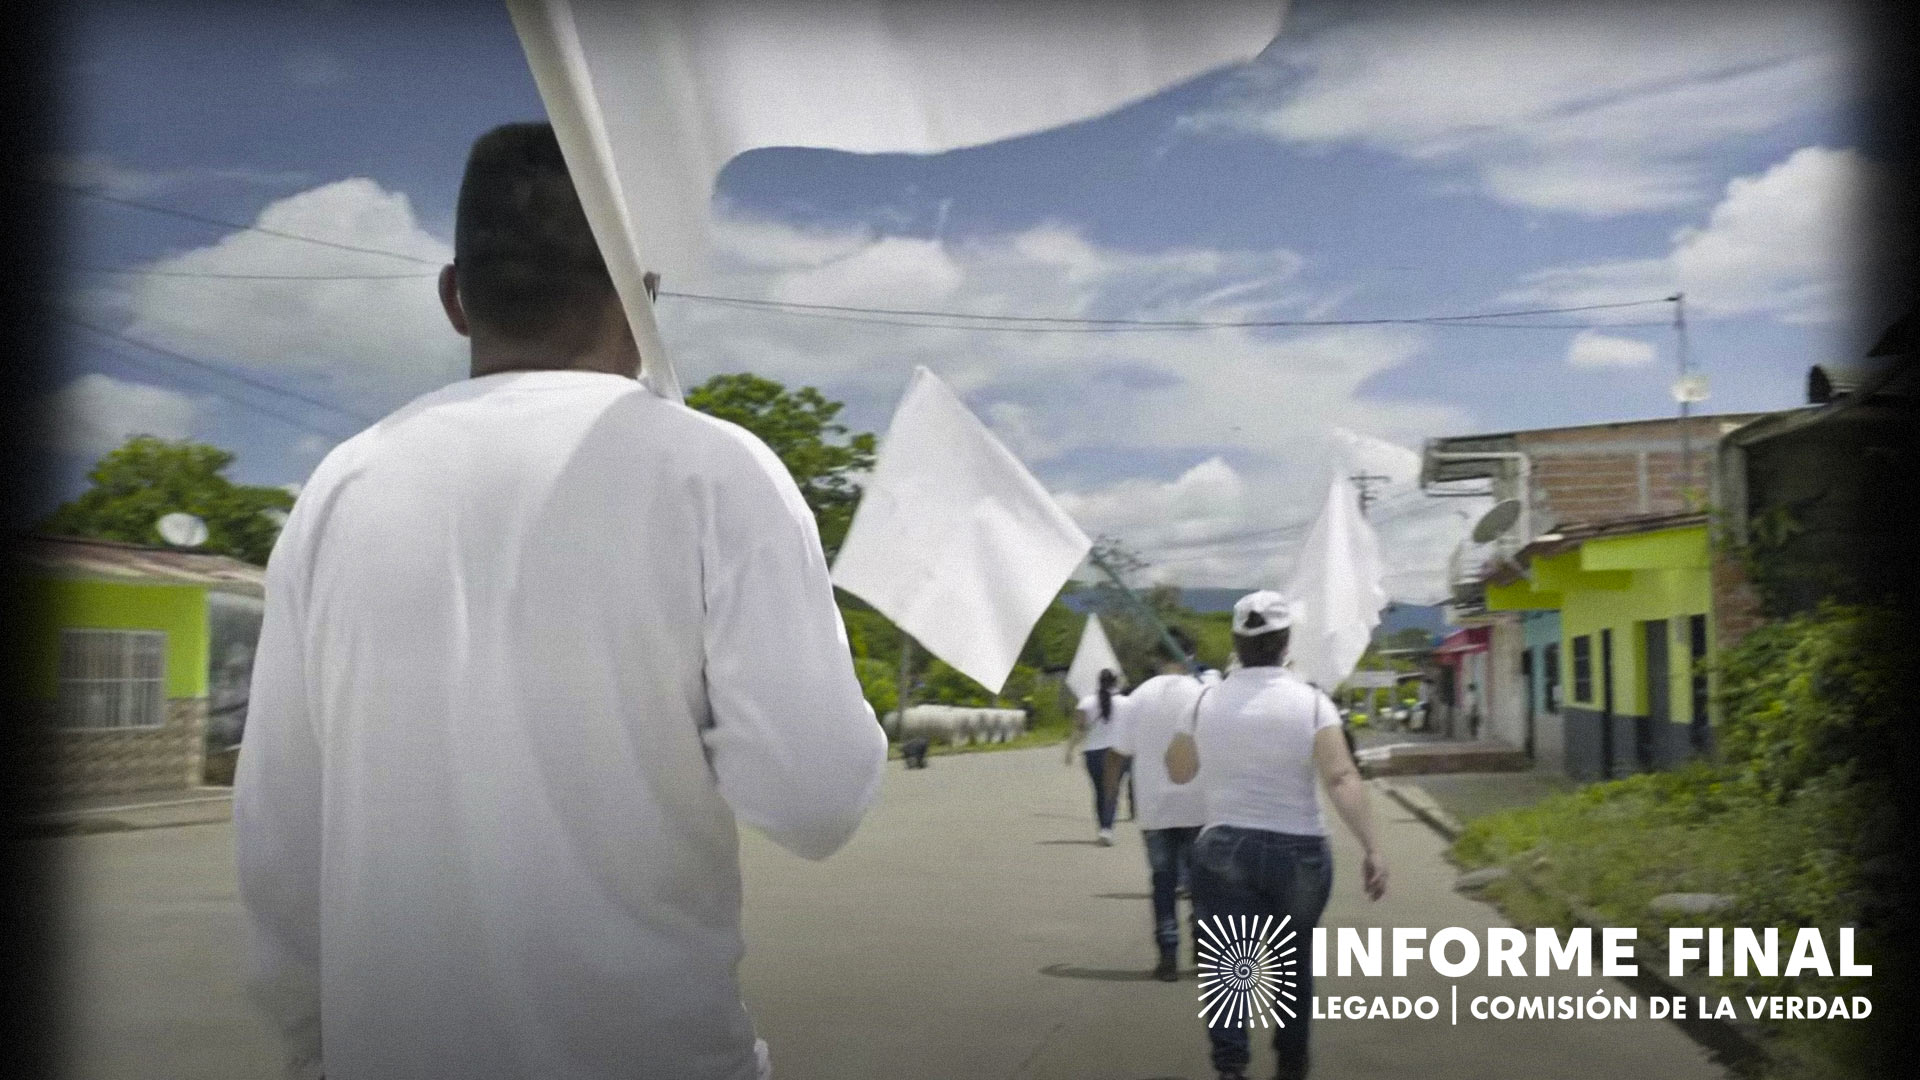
<box><xmin>1185</xmin><ymin>682</ymin><xmax>1213</xmax><ymax>734</ymax></box>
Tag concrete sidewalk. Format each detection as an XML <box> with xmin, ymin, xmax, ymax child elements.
<box><xmin>42</xmin><ymin>747</ymin><xmax>1726</xmax><ymax>1080</ymax></box>
<box><xmin>1384</xmin><ymin>770</ymin><xmax>1582</xmax><ymax>836</ymax></box>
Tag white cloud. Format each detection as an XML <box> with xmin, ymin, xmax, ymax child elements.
<box><xmin>1182</xmin><ymin>2</ymin><xmax>1851</xmax><ymax>215</ymax></box>
<box><xmin>649</xmin><ymin>213</ymin><xmax>1480</xmax><ymax>593</ymax></box>
<box><xmin>1507</xmin><ymin>146</ymin><xmax>1880</xmax><ymax>325</ymax></box>
<box><xmin>1668</xmin><ymin>146</ymin><xmax>1875</xmax><ymax>322</ymax></box>
<box><xmin>768</xmin><ymin>235</ymin><xmax>965</xmax><ymax>309</ymax></box>
<box><xmin>1049</xmin><ymin>432</ymin><xmax>1478</xmax><ymax>600</ymax></box>
<box><xmin>100</xmin><ymin>178</ymin><xmax>461</xmax><ymax>411</ymax></box>
<box><xmin>1056</xmin><ymin>456</ymin><xmax>1254</xmax><ymax>559</ymax></box>
<box><xmin>1565</xmin><ymin>329</ymin><xmax>1657</xmax><ymax>369</ymax></box>
<box><xmin>43</xmin><ymin>374</ymin><xmax>199</xmax><ymax>460</ymax></box>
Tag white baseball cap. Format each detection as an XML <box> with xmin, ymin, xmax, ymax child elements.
<box><xmin>1231</xmin><ymin>590</ymin><xmax>1293</xmax><ymax>636</ymax></box>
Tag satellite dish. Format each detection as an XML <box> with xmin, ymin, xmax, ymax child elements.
<box><xmin>1671</xmin><ymin>373</ymin><xmax>1710</xmax><ymax>403</ymax></box>
<box><xmin>260</xmin><ymin>508</ymin><xmax>290</xmax><ymax>528</ymax></box>
<box><xmin>1471</xmin><ymin>499</ymin><xmax>1523</xmax><ymax>544</ymax></box>
<box><xmin>156</xmin><ymin>512</ymin><xmax>209</xmax><ymax>549</ymax></box>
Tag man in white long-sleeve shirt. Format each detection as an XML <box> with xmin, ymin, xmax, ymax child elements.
<box><xmin>233</xmin><ymin>123</ymin><xmax>887</xmax><ymax>1080</ymax></box>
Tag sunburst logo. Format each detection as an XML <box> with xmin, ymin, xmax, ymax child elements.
<box><xmin>1195</xmin><ymin>914</ymin><xmax>1300</xmax><ymax>1029</ymax></box>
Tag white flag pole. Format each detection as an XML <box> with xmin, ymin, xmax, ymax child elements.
<box><xmin>505</xmin><ymin>0</ymin><xmax>682</xmax><ymax>402</ymax></box>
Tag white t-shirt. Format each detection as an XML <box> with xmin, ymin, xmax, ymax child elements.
<box><xmin>1077</xmin><ymin>692</ymin><xmax>1121</xmax><ymax>752</ymax></box>
<box><xmin>1108</xmin><ymin>672</ymin><xmax>1207</xmax><ymax>830</ymax></box>
<box><xmin>1193</xmin><ymin>666</ymin><xmax>1340</xmax><ymax>836</ymax></box>
<box><xmin>234</xmin><ymin>370</ymin><xmax>887</xmax><ymax>1080</ymax></box>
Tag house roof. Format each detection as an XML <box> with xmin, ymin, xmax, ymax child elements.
<box><xmin>1483</xmin><ymin>511</ymin><xmax>1709</xmax><ymax>585</ymax></box>
<box><xmin>1726</xmin><ymin>360</ymin><xmax>1915</xmax><ymax>451</ymax></box>
<box><xmin>1807</xmin><ymin>361</ymin><xmax>1894</xmax><ymax>404</ymax></box>
<box><xmin>15</xmin><ymin>535</ymin><xmax>266</xmax><ymax>595</ymax></box>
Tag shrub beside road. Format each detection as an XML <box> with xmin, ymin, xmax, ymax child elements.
<box><xmin>1450</xmin><ymin>604</ymin><xmax>1902</xmax><ymax>1080</ymax></box>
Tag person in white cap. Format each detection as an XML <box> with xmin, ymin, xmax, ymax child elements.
<box><xmin>1172</xmin><ymin>590</ymin><xmax>1388</xmax><ymax>1080</ymax></box>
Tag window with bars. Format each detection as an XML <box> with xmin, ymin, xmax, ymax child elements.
<box><xmin>57</xmin><ymin>629</ymin><xmax>168</xmax><ymax>730</ymax></box>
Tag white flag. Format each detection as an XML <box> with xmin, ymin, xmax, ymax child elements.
<box><xmin>1065</xmin><ymin>614</ymin><xmax>1125</xmax><ymax>701</ymax></box>
<box><xmin>1285</xmin><ymin>475</ymin><xmax>1389</xmax><ymax>690</ymax></box>
<box><xmin>507</xmin><ymin>0</ymin><xmax>1289</xmax><ymax>399</ymax></box>
<box><xmin>832</xmin><ymin>367</ymin><xmax>1092</xmax><ymax>694</ymax></box>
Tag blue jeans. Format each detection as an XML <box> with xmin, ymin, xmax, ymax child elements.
<box><xmin>1190</xmin><ymin>826</ymin><xmax>1333</xmax><ymax>1080</ymax></box>
<box><xmin>1083</xmin><ymin>749</ymin><xmax>1128</xmax><ymax>829</ymax></box>
<box><xmin>1144</xmin><ymin>826</ymin><xmax>1200</xmax><ymax>953</ymax></box>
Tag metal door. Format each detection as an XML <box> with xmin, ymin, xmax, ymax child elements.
<box><xmin>1641</xmin><ymin>620</ymin><xmax>1668</xmax><ymax>772</ymax></box>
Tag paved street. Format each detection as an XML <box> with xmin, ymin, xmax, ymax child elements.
<box><xmin>41</xmin><ymin>748</ymin><xmax>1729</xmax><ymax>1079</ymax></box>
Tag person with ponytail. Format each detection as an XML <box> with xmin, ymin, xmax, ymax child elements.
<box><xmin>1071</xmin><ymin>667</ymin><xmax>1128</xmax><ymax>844</ymax></box>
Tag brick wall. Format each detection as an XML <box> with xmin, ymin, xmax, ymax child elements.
<box><xmin>1710</xmin><ymin>549</ymin><xmax>1766</xmax><ymax>648</ymax></box>
<box><xmin>1516</xmin><ymin>415</ymin><xmax>1746</xmax><ymax>528</ymax></box>
<box><xmin>34</xmin><ymin>697</ymin><xmax>207</xmax><ymax>802</ymax></box>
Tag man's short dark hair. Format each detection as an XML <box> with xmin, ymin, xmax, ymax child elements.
<box><xmin>454</xmin><ymin>122</ymin><xmax>614</xmax><ymax>340</ymax></box>
<box><xmin>1233</xmin><ymin>626</ymin><xmax>1289</xmax><ymax>668</ymax></box>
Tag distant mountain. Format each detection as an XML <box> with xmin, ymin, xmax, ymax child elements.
<box><xmin>1068</xmin><ymin>587</ymin><xmax>1445</xmax><ymax>646</ymax></box>
<box><xmin>1062</xmin><ymin>585</ymin><xmax>1252</xmax><ymax>615</ymax></box>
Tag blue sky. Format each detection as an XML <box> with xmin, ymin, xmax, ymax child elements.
<box><xmin>48</xmin><ymin>0</ymin><xmax>1881</xmax><ymax>596</ymax></box>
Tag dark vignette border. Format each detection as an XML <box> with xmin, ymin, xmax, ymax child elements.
<box><xmin>0</xmin><ymin>1</ymin><xmax>1915</xmax><ymax>1076</ymax></box>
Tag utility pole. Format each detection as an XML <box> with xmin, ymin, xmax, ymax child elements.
<box><xmin>1086</xmin><ymin>549</ymin><xmax>1201</xmax><ymax>677</ymax></box>
<box><xmin>1672</xmin><ymin>292</ymin><xmax>1695</xmax><ymax>508</ymax></box>
<box><xmin>896</xmin><ymin>627</ymin><xmax>913</xmax><ymax>737</ymax></box>
<box><xmin>1350</xmin><ymin>472</ymin><xmax>1390</xmax><ymax>518</ymax></box>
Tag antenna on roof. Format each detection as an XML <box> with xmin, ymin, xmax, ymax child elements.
<box><xmin>1470</xmin><ymin>499</ymin><xmax>1522</xmax><ymax>544</ymax></box>
<box><xmin>156</xmin><ymin>512</ymin><xmax>209</xmax><ymax>549</ymax></box>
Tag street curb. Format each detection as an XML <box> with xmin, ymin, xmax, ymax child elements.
<box><xmin>1375</xmin><ymin>778</ymin><xmax>1463</xmax><ymax>839</ymax></box>
<box><xmin>1378</xmin><ymin>778</ymin><xmax>1771</xmax><ymax>1075</ymax></box>
<box><xmin>20</xmin><ymin>791</ymin><xmax>234</xmax><ymax>836</ymax></box>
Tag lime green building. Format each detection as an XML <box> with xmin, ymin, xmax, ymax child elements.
<box><xmin>1483</xmin><ymin>513</ymin><xmax>1715</xmax><ymax>780</ymax></box>
<box><xmin>17</xmin><ymin>536</ymin><xmax>264</xmax><ymax>800</ymax></box>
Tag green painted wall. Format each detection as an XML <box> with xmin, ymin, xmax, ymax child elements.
<box><xmin>18</xmin><ymin>578</ymin><xmax>210</xmax><ymax>701</ymax></box>
<box><xmin>1488</xmin><ymin>526</ymin><xmax>1711</xmax><ymax>726</ymax></box>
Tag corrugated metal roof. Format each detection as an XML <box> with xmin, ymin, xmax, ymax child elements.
<box><xmin>16</xmin><ymin>535</ymin><xmax>265</xmax><ymax>594</ymax></box>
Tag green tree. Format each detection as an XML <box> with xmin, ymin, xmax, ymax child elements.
<box><xmin>851</xmin><ymin>657</ymin><xmax>898</xmax><ymax>719</ymax></box>
<box><xmin>42</xmin><ymin>437</ymin><xmax>294</xmax><ymax>565</ymax></box>
<box><xmin>920</xmin><ymin>658</ymin><xmax>996</xmax><ymax>706</ymax></box>
<box><xmin>1017</xmin><ymin>593</ymin><xmax>1082</xmax><ymax>672</ymax></box>
<box><xmin>685</xmin><ymin>373</ymin><xmax>876</xmax><ymax>557</ymax></box>
<box><xmin>1380</xmin><ymin>626</ymin><xmax>1435</xmax><ymax>652</ymax></box>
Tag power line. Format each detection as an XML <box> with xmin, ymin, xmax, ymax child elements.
<box><xmin>58</xmin><ymin>184</ymin><xmax>443</xmax><ymax>265</ymax></box>
<box><xmin>61</xmin><ymin>316</ymin><xmax>377</xmax><ymax>428</ymax></box>
<box><xmin>657</xmin><ymin>289</ymin><xmax>1669</xmax><ymax>328</ymax></box>
<box><xmin>1140</xmin><ymin>488</ymin><xmax>1442</xmax><ymax>567</ymax></box>
<box><xmin>70</xmin><ymin>263</ymin><xmax>1674</xmax><ymax>333</ymax></box>
<box><xmin>79</xmin><ymin>266</ymin><xmax>438</xmax><ymax>281</ymax></box>
<box><xmin>74</xmin><ymin>335</ymin><xmax>359</xmax><ymax>441</ymax></box>
<box><xmin>667</xmin><ymin>294</ymin><xmax>1672</xmax><ymax>334</ymax></box>
<box><xmin>58</xmin><ymin>186</ymin><xmax>1679</xmax><ymax>332</ymax></box>
<box><xmin>72</xmin><ymin>268</ymin><xmax>1669</xmax><ymax>333</ymax></box>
